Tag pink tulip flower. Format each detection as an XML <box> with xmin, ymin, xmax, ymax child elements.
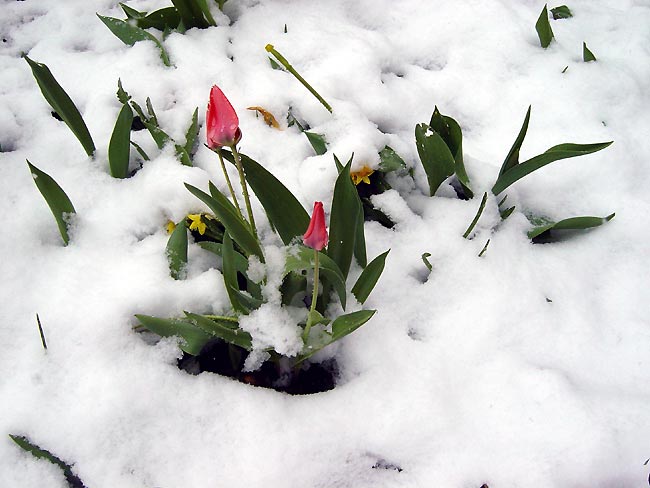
<box><xmin>206</xmin><ymin>85</ymin><xmax>242</xmax><ymax>148</ymax></box>
<box><xmin>303</xmin><ymin>202</ymin><xmax>328</xmax><ymax>250</ymax></box>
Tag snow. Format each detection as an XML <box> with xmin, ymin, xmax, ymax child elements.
<box><xmin>2</xmin><ymin>0</ymin><xmax>650</xmax><ymax>486</ymax></box>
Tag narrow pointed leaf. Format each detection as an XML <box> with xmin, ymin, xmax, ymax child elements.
<box><xmin>199</xmin><ymin>241</ymin><xmax>262</xmax><ymax>299</ymax></box>
<box><xmin>23</xmin><ymin>55</ymin><xmax>95</xmax><ymax>156</ymax></box>
<box><xmin>134</xmin><ymin>314</ymin><xmax>211</xmax><ymax>355</ymax></box>
<box><xmin>27</xmin><ymin>161</ymin><xmax>76</xmax><ymax>245</ymax></box>
<box><xmin>536</xmin><ymin>4</ymin><xmax>554</xmax><ymax>48</ymax></box>
<box><xmin>185</xmin><ymin>183</ymin><xmax>264</xmax><ymax>260</ymax></box>
<box><xmin>328</xmin><ymin>160</ymin><xmax>360</xmax><ymax>278</ymax></box>
<box><xmin>297</xmin><ymin>309</ymin><xmax>376</xmax><ymax>364</ymax></box>
<box><xmin>527</xmin><ymin>213</ymin><xmax>615</xmax><ymax>239</ymax></box>
<box><xmin>136</xmin><ymin>7</ymin><xmax>182</xmax><ymax>30</ymax></box>
<box><xmin>221</xmin><ymin>150</ymin><xmax>309</xmax><ymax>245</ymax></box>
<box><xmin>499</xmin><ymin>106</ymin><xmax>531</xmax><ymax>176</ymax></box>
<box><xmin>166</xmin><ymin>221</ymin><xmax>187</xmax><ymax>279</ymax></box>
<box><xmin>305</xmin><ymin>131</ymin><xmax>327</xmax><ymax>155</ymax></box>
<box><xmin>108</xmin><ymin>103</ymin><xmax>133</xmax><ymax>178</ymax></box>
<box><xmin>130</xmin><ymin>140</ymin><xmax>150</xmax><ymax>161</ymax></box>
<box><xmin>415</xmin><ymin>123</ymin><xmax>455</xmax><ymax>196</ymax></box>
<box><xmin>583</xmin><ymin>42</ymin><xmax>597</xmax><ymax>62</ymax></box>
<box><xmin>120</xmin><ymin>3</ymin><xmax>145</xmax><ymax>19</ymax></box>
<box><xmin>492</xmin><ymin>141</ymin><xmax>613</xmax><ymax>195</ymax></box>
<box><xmin>222</xmin><ymin>231</ymin><xmax>248</xmax><ymax>314</ymax></box>
<box><xmin>351</xmin><ymin>250</ymin><xmax>389</xmax><ymax>304</ymax></box>
<box><xmin>9</xmin><ymin>435</ymin><xmax>87</xmax><ymax>488</ymax></box>
<box><xmin>353</xmin><ymin>201</ymin><xmax>367</xmax><ymax>268</ymax></box>
<box><xmin>184</xmin><ymin>107</ymin><xmax>200</xmax><ymax>155</ymax></box>
<box><xmin>171</xmin><ymin>0</ymin><xmax>209</xmax><ymax>28</ymax></box>
<box><xmin>444</xmin><ymin>115</ymin><xmax>473</xmax><ymax>198</ymax></box>
<box><xmin>97</xmin><ymin>14</ymin><xmax>171</xmax><ymax>66</ymax></box>
<box><xmin>184</xmin><ymin>313</ymin><xmax>251</xmax><ymax>350</ymax></box>
<box><xmin>463</xmin><ymin>192</ymin><xmax>488</xmax><ymax>239</ymax></box>
<box><xmin>194</xmin><ymin>0</ymin><xmax>217</xmax><ymax>26</ymax></box>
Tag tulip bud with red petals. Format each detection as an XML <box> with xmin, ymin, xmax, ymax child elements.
<box><xmin>206</xmin><ymin>85</ymin><xmax>242</xmax><ymax>148</ymax></box>
<box><xmin>303</xmin><ymin>201</ymin><xmax>328</xmax><ymax>250</ymax></box>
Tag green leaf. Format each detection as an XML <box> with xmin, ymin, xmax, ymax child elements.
<box><xmin>134</xmin><ymin>314</ymin><xmax>211</xmax><ymax>355</ymax></box>
<box><xmin>97</xmin><ymin>14</ymin><xmax>171</xmax><ymax>66</ymax></box>
<box><xmin>194</xmin><ymin>0</ymin><xmax>217</xmax><ymax>26</ymax></box>
<box><xmin>492</xmin><ymin>141</ymin><xmax>613</xmax><ymax>195</ymax></box>
<box><xmin>353</xmin><ymin>200</ymin><xmax>367</xmax><ymax>268</ymax></box>
<box><xmin>351</xmin><ymin>249</ymin><xmax>389</xmax><ymax>304</ymax></box>
<box><xmin>463</xmin><ymin>192</ymin><xmax>488</xmax><ymax>239</ymax></box>
<box><xmin>27</xmin><ymin>161</ymin><xmax>76</xmax><ymax>245</ymax></box>
<box><xmin>171</xmin><ymin>0</ymin><xmax>210</xmax><ymax>29</ymax></box>
<box><xmin>108</xmin><ymin>103</ymin><xmax>133</xmax><ymax>178</ymax></box>
<box><xmin>184</xmin><ymin>312</ymin><xmax>252</xmax><ymax>350</ymax></box>
<box><xmin>421</xmin><ymin>252</ymin><xmax>433</xmax><ymax>272</ymax></box>
<box><xmin>500</xmin><ymin>205</ymin><xmax>516</xmax><ymax>220</ymax></box>
<box><xmin>120</xmin><ymin>3</ymin><xmax>146</xmax><ymax>19</ymax></box>
<box><xmin>297</xmin><ymin>309</ymin><xmax>376</xmax><ymax>364</ymax></box>
<box><xmin>536</xmin><ymin>4</ymin><xmax>554</xmax><ymax>48</ymax></box>
<box><xmin>378</xmin><ymin>146</ymin><xmax>407</xmax><ymax>173</ymax></box>
<box><xmin>23</xmin><ymin>55</ymin><xmax>96</xmax><ymax>157</ymax></box>
<box><xmin>166</xmin><ymin>221</ymin><xmax>188</xmax><ymax>280</ymax></box>
<box><xmin>130</xmin><ymin>140</ymin><xmax>150</xmax><ymax>161</ymax></box>
<box><xmin>328</xmin><ymin>160</ymin><xmax>361</xmax><ymax>279</ymax></box>
<box><xmin>222</xmin><ymin>231</ymin><xmax>248</xmax><ymax>314</ymax></box>
<box><xmin>184</xmin><ymin>107</ymin><xmax>200</xmax><ymax>156</ymax></box>
<box><xmin>583</xmin><ymin>42</ymin><xmax>597</xmax><ymax>62</ymax></box>
<box><xmin>333</xmin><ymin>154</ymin><xmax>345</xmax><ymax>173</ymax></box>
<box><xmin>499</xmin><ymin>106</ymin><xmax>531</xmax><ymax>177</ymax></box>
<box><xmin>305</xmin><ymin>131</ymin><xmax>328</xmax><ymax>155</ymax></box>
<box><xmin>116</xmin><ymin>78</ymin><xmax>131</xmax><ymax>104</ymax></box>
<box><xmin>199</xmin><ymin>241</ymin><xmax>262</xmax><ymax>299</ymax></box>
<box><xmin>527</xmin><ymin>213</ymin><xmax>614</xmax><ymax>239</ymax></box>
<box><xmin>550</xmin><ymin>5</ymin><xmax>572</xmax><ymax>19</ymax></box>
<box><xmin>221</xmin><ymin>150</ymin><xmax>310</xmax><ymax>245</ymax></box>
<box><xmin>415</xmin><ymin>123</ymin><xmax>455</xmax><ymax>196</ymax></box>
<box><xmin>9</xmin><ymin>435</ymin><xmax>87</xmax><ymax>488</ymax></box>
<box><xmin>284</xmin><ymin>246</ymin><xmax>347</xmax><ymax>308</ymax></box>
<box><xmin>137</xmin><ymin>7</ymin><xmax>182</xmax><ymax>30</ymax></box>
<box><xmin>185</xmin><ymin>183</ymin><xmax>264</xmax><ymax>261</ymax></box>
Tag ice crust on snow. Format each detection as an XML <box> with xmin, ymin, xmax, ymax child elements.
<box><xmin>1</xmin><ymin>1</ymin><xmax>650</xmax><ymax>487</ymax></box>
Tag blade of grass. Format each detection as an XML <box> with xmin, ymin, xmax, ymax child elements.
<box><xmin>463</xmin><ymin>192</ymin><xmax>488</xmax><ymax>238</ymax></box>
<box><xmin>108</xmin><ymin>103</ymin><xmax>133</xmax><ymax>178</ymax></box>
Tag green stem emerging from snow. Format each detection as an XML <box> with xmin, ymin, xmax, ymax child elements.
<box><xmin>229</xmin><ymin>144</ymin><xmax>257</xmax><ymax>237</ymax></box>
<box><xmin>303</xmin><ymin>249</ymin><xmax>320</xmax><ymax>341</ymax></box>
<box><xmin>215</xmin><ymin>148</ymin><xmax>243</xmax><ymax>219</ymax></box>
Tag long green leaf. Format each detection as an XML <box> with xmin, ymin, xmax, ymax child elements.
<box><xmin>463</xmin><ymin>192</ymin><xmax>488</xmax><ymax>238</ymax></box>
<box><xmin>137</xmin><ymin>7</ymin><xmax>181</xmax><ymax>30</ymax></box>
<box><xmin>9</xmin><ymin>435</ymin><xmax>87</xmax><ymax>488</ymax></box>
<box><xmin>184</xmin><ymin>313</ymin><xmax>251</xmax><ymax>350</ymax></box>
<box><xmin>221</xmin><ymin>150</ymin><xmax>310</xmax><ymax>245</ymax></box>
<box><xmin>297</xmin><ymin>309</ymin><xmax>376</xmax><ymax>364</ymax></box>
<box><xmin>328</xmin><ymin>160</ymin><xmax>360</xmax><ymax>279</ymax></box>
<box><xmin>166</xmin><ymin>221</ymin><xmax>188</xmax><ymax>279</ymax></box>
<box><xmin>171</xmin><ymin>0</ymin><xmax>209</xmax><ymax>29</ymax></box>
<box><xmin>415</xmin><ymin>123</ymin><xmax>455</xmax><ymax>196</ymax></box>
<box><xmin>184</xmin><ymin>107</ymin><xmax>200</xmax><ymax>155</ymax></box>
<box><xmin>222</xmin><ymin>232</ymin><xmax>248</xmax><ymax>314</ymax></box>
<box><xmin>492</xmin><ymin>141</ymin><xmax>613</xmax><ymax>195</ymax></box>
<box><xmin>134</xmin><ymin>314</ymin><xmax>211</xmax><ymax>355</ymax></box>
<box><xmin>200</xmin><ymin>241</ymin><xmax>262</xmax><ymax>299</ymax></box>
<box><xmin>185</xmin><ymin>183</ymin><xmax>264</xmax><ymax>260</ymax></box>
<box><xmin>353</xmin><ymin>200</ymin><xmax>367</xmax><ymax>268</ymax></box>
<box><xmin>97</xmin><ymin>14</ymin><xmax>171</xmax><ymax>66</ymax></box>
<box><xmin>27</xmin><ymin>161</ymin><xmax>76</xmax><ymax>245</ymax></box>
<box><xmin>305</xmin><ymin>131</ymin><xmax>328</xmax><ymax>155</ymax></box>
<box><xmin>378</xmin><ymin>146</ymin><xmax>407</xmax><ymax>173</ymax></box>
<box><xmin>535</xmin><ymin>4</ymin><xmax>554</xmax><ymax>48</ymax></box>
<box><xmin>108</xmin><ymin>103</ymin><xmax>133</xmax><ymax>178</ymax></box>
<box><xmin>284</xmin><ymin>246</ymin><xmax>347</xmax><ymax>308</ymax></box>
<box><xmin>194</xmin><ymin>0</ymin><xmax>217</xmax><ymax>26</ymax></box>
<box><xmin>499</xmin><ymin>106</ymin><xmax>531</xmax><ymax>176</ymax></box>
<box><xmin>23</xmin><ymin>55</ymin><xmax>95</xmax><ymax>157</ymax></box>
<box><xmin>120</xmin><ymin>3</ymin><xmax>146</xmax><ymax>19</ymax></box>
<box><xmin>527</xmin><ymin>213</ymin><xmax>615</xmax><ymax>239</ymax></box>
<box><xmin>351</xmin><ymin>250</ymin><xmax>389</xmax><ymax>304</ymax></box>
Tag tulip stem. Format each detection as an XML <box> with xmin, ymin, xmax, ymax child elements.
<box><xmin>229</xmin><ymin>144</ymin><xmax>257</xmax><ymax>237</ymax></box>
<box><xmin>303</xmin><ymin>249</ymin><xmax>320</xmax><ymax>342</ymax></box>
<box><xmin>215</xmin><ymin>148</ymin><xmax>243</xmax><ymax>219</ymax></box>
<box><xmin>265</xmin><ymin>44</ymin><xmax>333</xmax><ymax>114</ymax></box>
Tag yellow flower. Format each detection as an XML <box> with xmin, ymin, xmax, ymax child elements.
<box><xmin>350</xmin><ymin>166</ymin><xmax>375</xmax><ymax>185</ymax></box>
<box><xmin>165</xmin><ymin>220</ymin><xmax>176</xmax><ymax>234</ymax></box>
<box><xmin>187</xmin><ymin>214</ymin><xmax>207</xmax><ymax>235</ymax></box>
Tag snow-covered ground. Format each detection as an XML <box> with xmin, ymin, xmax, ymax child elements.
<box><xmin>1</xmin><ymin>0</ymin><xmax>650</xmax><ymax>486</ymax></box>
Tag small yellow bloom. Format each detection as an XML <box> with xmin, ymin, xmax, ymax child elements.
<box><xmin>350</xmin><ymin>166</ymin><xmax>375</xmax><ymax>185</ymax></box>
<box><xmin>165</xmin><ymin>220</ymin><xmax>176</xmax><ymax>234</ymax></box>
<box><xmin>187</xmin><ymin>214</ymin><xmax>207</xmax><ymax>235</ymax></box>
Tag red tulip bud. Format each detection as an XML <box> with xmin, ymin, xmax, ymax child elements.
<box><xmin>206</xmin><ymin>85</ymin><xmax>242</xmax><ymax>149</ymax></box>
<box><xmin>303</xmin><ymin>201</ymin><xmax>328</xmax><ymax>250</ymax></box>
